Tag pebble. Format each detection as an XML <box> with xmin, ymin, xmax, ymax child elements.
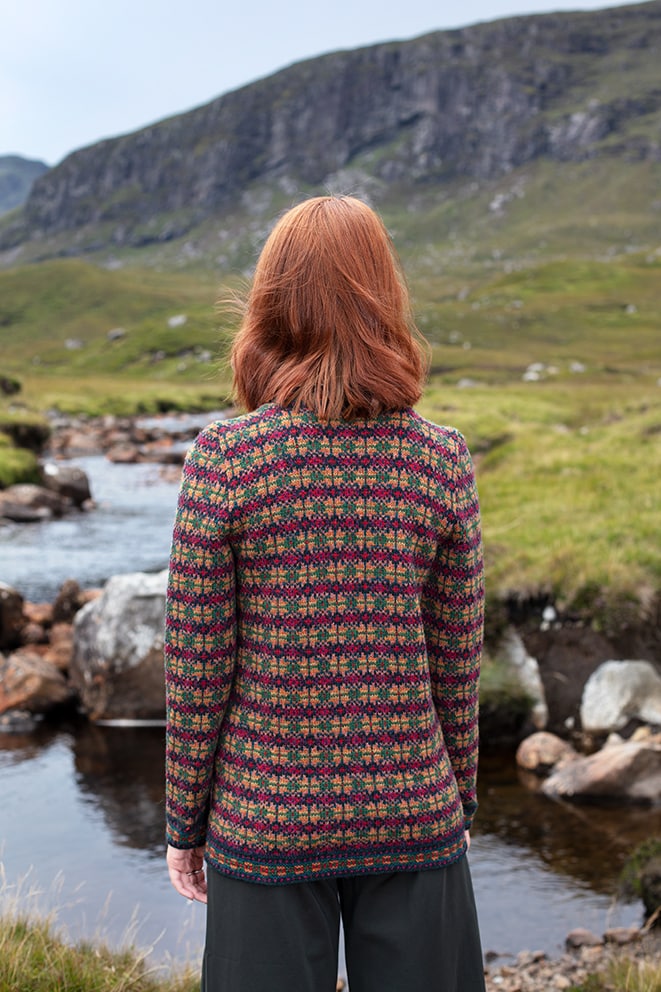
<box><xmin>484</xmin><ymin>928</ymin><xmax>660</xmax><ymax>992</ymax></box>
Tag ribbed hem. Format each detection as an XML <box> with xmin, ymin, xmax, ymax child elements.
<box><xmin>203</xmin><ymin>828</ymin><xmax>468</xmax><ymax>885</ymax></box>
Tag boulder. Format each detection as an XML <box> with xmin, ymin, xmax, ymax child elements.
<box><xmin>580</xmin><ymin>660</ymin><xmax>661</xmax><ymax>733</ymax></box>
<box><xmin>71</xmin><ymin>570</ymin><xmax>168</xmax><ymax>720</ymax></box>
<box><xmin>0</xmin><ymin>648</ymin><xmax>73</xmax><ymax>714</ymax></box>
<box><xmin>40</xmin><ymin>461</ymin><xmax>92</xmax><ymax>507</ymax></box>
<box><xmin>542</xmin><ymin>739</ymin><xmax>661</xmax><ymax>804</ymax></box>
<box><xmin>516</xmin><ymin>731</ymin><xmax>578</xmax><ymax>775</ymax></box>
<box><xmin>0</xmin><ymin>483</ymin><xmax>70</xmax><ymax>522</ymax></box>
<box><xmin>0</xmin><ymin>583</ymin><xmax>25</xmax><ymax>650</ymax></box>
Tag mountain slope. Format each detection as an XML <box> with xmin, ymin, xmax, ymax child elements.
<box><xmin>1</xmin><ymin>0</ymin><xmax>660</xmax><ymax>262</ymax></box>
<box><xmin>0</xmin><ymin>156</ymin><xmax>49</xmax><ymax>216</ymax></box>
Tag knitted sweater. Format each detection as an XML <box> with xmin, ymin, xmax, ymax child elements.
<box><xmin>165</xmin><ymin>403</ymin><xmax>484</xmax><ymax>884</ymax></box>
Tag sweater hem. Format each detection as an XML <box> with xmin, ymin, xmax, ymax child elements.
<box><xmin>203</xmin><ymin>836</ymin><xmax>468</xmax><ymax>885</ymax></box>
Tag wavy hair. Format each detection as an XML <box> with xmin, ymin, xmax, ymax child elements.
<box><xmin>229</xmin><ymin>196</ymin><xmax>429</xmax><ymax>421</ymax></box>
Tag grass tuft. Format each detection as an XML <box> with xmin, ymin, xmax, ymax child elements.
<box><xmin>0</xmin><ymin>867</ymin><xmax>198</xmax><ymax>992</ymax></box>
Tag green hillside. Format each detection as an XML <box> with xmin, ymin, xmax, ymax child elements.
<box><xmin>1</xmin><ymin>232</ymin><xmax>659</xmax><ymax>621</ymax></box>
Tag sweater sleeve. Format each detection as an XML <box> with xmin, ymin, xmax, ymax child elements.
<box><xmin>164</xmin><ymin>429</ymin><xmax>236</xmax><ymax>849</ymax></box>
<box><xmin>421</xmin><ymin>430</ymin><xmax>484</xmax><ymax>831</ymax></box>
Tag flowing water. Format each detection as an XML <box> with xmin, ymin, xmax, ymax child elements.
<box><xmin>0</xmin><ymin>432</ymin><xmax>657</xmax><ymax>972</ymax></box>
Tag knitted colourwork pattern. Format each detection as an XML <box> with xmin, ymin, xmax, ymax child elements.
<box><xmin>165</xmin><ymin>403</ymin><xmax>484</xmax><ymax>884</ymax></box>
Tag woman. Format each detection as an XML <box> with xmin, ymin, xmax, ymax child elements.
<box><xmin>165</xmin><ymin>195</ymin><xmax>485</xmax><ymax>992</ymax></box>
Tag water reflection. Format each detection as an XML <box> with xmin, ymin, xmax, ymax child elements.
<box><xmin>0</xmin><ymin>723</ymin><xmax>652</xmax><ymax>961</ymax></box>
<box><xmin>476</xmin><ymin>749</ymin><xmax>661</xmax><ymax>897</ymax></box>
<box><xmin>73</xmin><ymin>723</ymin><xmax>166</xmax><ymax>855</ymax></box>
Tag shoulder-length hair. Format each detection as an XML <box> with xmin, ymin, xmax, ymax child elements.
<box><xmin>229</xmin><ymin>195</ymin><xmax>429</xmax><ymax>421</ymax></box>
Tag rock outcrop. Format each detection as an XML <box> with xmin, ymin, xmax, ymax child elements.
<box><xmin>2</xmin><ymin>1</ymin><xmax>660</xmax><ymax>254</ymax></box>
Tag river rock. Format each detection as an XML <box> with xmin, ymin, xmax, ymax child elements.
<box><xmin>0</xmin><ymin>648</ymin><xmax>73</xmax><ymax>714</ymax></box>
<box><xmin>106</xmin><ymin>442</ymin><xmax>140</xmax><ymax>463</ymax></box>
<box><xmin>0</xmin><ymin>583</ymin><xmax>24</xmax><ymax>650</ymax></box>
<box><xmin>50</xmin><ymin>425</ymin><xmax>104</xmax><ymax>457</ymax></box>
<box><xmin>41</xmin><ymin>622</ymin><xmax>74</xmax><ymax>672</ymax></box>
<box><xmin>516</xmin><ymin>731</ymin><xmax>577</xmax><ymax>775</ymax></box>
<box><xmin>580</xmin><ymin>660</ymin><xmax>661</xmax><ymax>733</ymax></box>
<box><xmin>604</xmin><ymin>927</ymin><xmax>641</xmax><ymax>945</ymax></box>
<box><xmin>52</xmin><ymin>579</ymin><xmax>86</xmax><ymax>623</ymax></box>
<box><xmin>499</xmin><ymin>627</ymin><xmax>548</xmax><ymax>729</ymax></box>
<box><xmin>24</xmin><ymin>600</ymin><xmax>54</xmax><ymax>627</ymax></box>
<box><xmin>71</xmin><ymin>570</ymin><xmax>167</xmax><ymax>720</ymax></box>
<box><xmin>40</xmin><ymin>461</ymin><xmax>92</xmax><ymax>507</ymax></box>
<box><xmin>0</xmin><ymin>483</ymin><xmax>70</xmax><ymax>522</ymax></box>
<box><xmin>20</xmin><ymin>620</ymin><xmax>47</xmax><ymax>644</ymax></box>
<box><xmin>542</xmin><ymin>738</ymin><xmax>661</xmax><ymax>803</ymax></box>
<box><xmin>565</xmin><ymin>928</ymin><xmax>602</xmax><ymax>949</ymax></box>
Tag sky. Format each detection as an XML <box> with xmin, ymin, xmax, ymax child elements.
<box><xmin>1</xmin><ymin>0</ymin><xmax>645</xmax><ymax>166</ymax></box>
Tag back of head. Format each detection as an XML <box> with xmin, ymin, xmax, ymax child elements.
<box><xmin>230</xmin><ymin>195</ymin><xmax>429</xmax><ymax>420</ymax></box>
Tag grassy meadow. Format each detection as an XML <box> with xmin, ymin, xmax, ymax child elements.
<box><xmin>1</xmin><ymin>158</ymin><xmax>660</xmax><ymax>624</ymax></box>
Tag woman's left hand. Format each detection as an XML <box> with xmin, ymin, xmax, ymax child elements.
<box><xmin>166</xmin><ymin>844</ymin><xmax>208</xmax><ymax>903</ymax></box>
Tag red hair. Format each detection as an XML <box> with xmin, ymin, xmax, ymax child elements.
<box><xmin>229</xmin><ymin>196</ymin><xmax>429</xmax><ymax>420</ymax></box>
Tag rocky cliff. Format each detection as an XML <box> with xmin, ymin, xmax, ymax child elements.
<box><xmin>1</xmin><ymin>0</ymin><xmax>660</xmax><ymax>255</ymax></box>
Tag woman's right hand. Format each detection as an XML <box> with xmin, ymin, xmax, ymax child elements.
<box><xmin>166</xmin><ymin>844</ymin><xmax>208</xmax><ymax>903</ymax></box>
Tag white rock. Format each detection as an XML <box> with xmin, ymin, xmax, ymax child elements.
<box><xmin>580</xmin><ymin>660</ymin><xmax>661</xmax><ymax>733</ymax></box>
<box><xmin>71</xmin><ymin>570</ymin><xmax>168</xmax><ymax>721</ymax></box>
<box><xmin>500</xmin><ymin>628</ymin><xmax>548</xmax><ymax>729</ymax></box>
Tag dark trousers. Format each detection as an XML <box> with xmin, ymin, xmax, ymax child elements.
<box><xmin>202</xmin><ymin>856</ymin><xmax>486</xmax><ymax>992</ymax></box>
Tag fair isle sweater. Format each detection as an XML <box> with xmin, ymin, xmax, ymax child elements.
<box><xmin>164</xmin><ymin>403</ymin><xmax>484</xmax><ymax>884</ymax></box>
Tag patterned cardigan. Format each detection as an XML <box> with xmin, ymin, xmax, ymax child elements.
<box><xmin>164</xmin><ymin>403</ymin><xmax>484</xmax><ymax>884</ymax></box>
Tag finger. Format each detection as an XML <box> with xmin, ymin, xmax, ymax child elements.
<box><xmin>169</xmin><ymin>868</ymin><xmax>199</xmax><ymax>900</ymax></box>
<box><xmin>169</xmin><ymin>867</ymin><xmax>208</xmax><ymax>903</ymax></box>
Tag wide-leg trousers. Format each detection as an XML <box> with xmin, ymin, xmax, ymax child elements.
<box><xmin>201</xmin><ymin>855</ymin><xmax>486</xmax><ymax>992</ymax></box>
